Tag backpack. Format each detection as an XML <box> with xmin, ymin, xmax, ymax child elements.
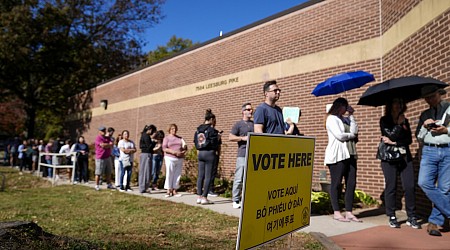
<box><xmin>194</xmin><ymin>126</ymin><xmax>218</xmax><ymax>150</ymax></box>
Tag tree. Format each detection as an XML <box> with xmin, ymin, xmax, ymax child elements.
<box><xmin>0</xmin><ymin>0</ymin><xmax>165</xmax><ymax>138</ymax></box>
<box><xmin>146</xmin><ymin>35</ymin><xmax>198</xmax><ymax>64</ymax></box>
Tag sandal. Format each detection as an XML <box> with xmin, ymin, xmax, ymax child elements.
<box><xmin>347</xmin><ymin>216</ymin><xmax>363</xmax><ymax>223</ymax></box>
<box><xmin>333</xmin><ymin>217</ymin><xmax>350</xmax><ymax>222</ymax></box>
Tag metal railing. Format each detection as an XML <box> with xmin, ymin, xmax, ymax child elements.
<box><xmin>37</xmin><ymin>152</ymin><xmax>77</xmax><ymax>186</ymax></box>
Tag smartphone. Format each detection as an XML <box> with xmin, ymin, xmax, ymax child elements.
<box><xmin>427</xmin><ymin>123</ymin><xmax>439</xmax><ymax>129</ymax></box>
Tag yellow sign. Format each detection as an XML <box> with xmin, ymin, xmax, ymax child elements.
<box><xmin>236</xmin><ymin>133</ymin><xmax>315</xmax><ymax>250</ymax></box>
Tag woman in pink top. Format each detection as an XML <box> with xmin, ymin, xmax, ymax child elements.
<box><xmin>162</xmin><ymin>124</ymin><xmax>187</xmax><ymax>197</ymax></box>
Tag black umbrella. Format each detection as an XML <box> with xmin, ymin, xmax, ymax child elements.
<box><xmin>357</xmin><ymin>76</ymin><xmax>448</xmax><ymax>106</ymax></box>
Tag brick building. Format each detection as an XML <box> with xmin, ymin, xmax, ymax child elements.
<box><xmin>68</xmin><ymin>0</ymin><xmax>450</xmax><ymax>216</ymax></box>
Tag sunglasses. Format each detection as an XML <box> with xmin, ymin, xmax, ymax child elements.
<box><xmin>267</xmin><ymin>89</ymin><xmax>281</xmax><ymax>93</ymax></box>
<box><xmin>244</xmin><ymin>108</ymin><xmax>253</xmax><ymax>111</ymax></box>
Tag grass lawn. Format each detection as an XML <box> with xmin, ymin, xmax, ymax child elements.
<box><xmin>0</xmin><ymin>167</ymin><xmax>323</xmax><ymax>249</ymax></box>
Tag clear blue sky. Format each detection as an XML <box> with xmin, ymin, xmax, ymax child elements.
<box><xmin>142</xmin><ymin>0</ymin><xmax>309</xmax><ymax>52</ymax></box>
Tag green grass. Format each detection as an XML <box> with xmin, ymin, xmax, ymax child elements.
<box><xmin>0</xmin><ymin>167</ymin><xmax>323</xmax><ymax>249</ymax></box>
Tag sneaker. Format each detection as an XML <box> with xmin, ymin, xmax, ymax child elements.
<box><xmin>119</xmin><ymin>188</ymin><xmax>125</xmax><ymax>192</ymax></box>
<box><xmin>126</xmin><ymin>188</ymin><xmax>133</xmax><ymax>192</ymax></box>
<box><xmin>389</xmin><ymin>216</ymin><xmax>400</xmax><ymax>228</ymax></box>
<box><xmin>196</xmin><ymin>198</ymin><xmax>202</xmax><ymax>204</ymax></box>
<box><xmin>208</xmin><ymin>191</ymin><xmax>218</xmax><ymax>197</ymax></box>
<box><xmin>233</xmin><ymin>201</ymin><xmax>241</xmax><ymax>209</ymax></box>
<box><xmin>95</xmin><ymin>185</ymin><xmax>100</xmax><ymax>191</ymax></box>
<box><xmin>201</xmin><ymin>199</ymin><xmax>214</xmax><ymax>205</ymax></box>
<box><xmin>107</xmin><ymin>184</ymin><xmax>115</xmax><ymax>189</ymax></box>
<box><xmin>406</xmin><ymin>217</ymin><xmax>421</xmax><ymax>229</ymax></box>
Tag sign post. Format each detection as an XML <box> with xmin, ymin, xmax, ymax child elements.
<box><xmin>236</xmin><ymin>133</ymin><xmax>315</xmax><ymax>250</ymax></box>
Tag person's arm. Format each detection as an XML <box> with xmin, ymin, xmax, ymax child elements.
<box><xmin>285</xmin><ymin>118</ymin><xmax>295</xmax><ymax>135</ymax></box>
<box><xmin>254</xmin><ymin>124</ymin><xmax>264</xmax><ymax>133</ymax></box>
<box><xmin>327</xmin><ymin>116</ymin><xmax>355</xmax><ymax>141</ymax></box>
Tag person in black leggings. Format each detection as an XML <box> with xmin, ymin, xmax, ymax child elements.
<box><xmin>195</xmin><ymin>108</ymin><xmax>220</xmax><ymax>205</ymax></box>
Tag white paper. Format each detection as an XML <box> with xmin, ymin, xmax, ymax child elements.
<box><xmin>282</xmin><ymin>107</ymin><xmax>300</xmax><ymax>124</ymax></box>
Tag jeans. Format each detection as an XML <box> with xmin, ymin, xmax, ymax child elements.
<box><xmin>46</xmin><ymin>159</ymin><xmax>53</xmax><ymax>178</ymax></box>
<box><xmin>232</xmin><ymin>157</ymin><xmax>245</xmax><ymax>202</ymax></box>
<box><xmin>418</xmin><ymin>145</ymin><xmax>450</xmax><ymax>226</ymax></box>
<box><xmin>381</xmin><ymin>158</ymin><xmax>416</xmax><ymax>218</ymax></box>
<box><xmin>120</xmin><ymin>161</ymin><xmax>133</xmax><ymax>189</ymax></box>
<box><xmin>152</xmin><ymin>154</ymin><xmax>163</xmax><ymax>185</ymax></box>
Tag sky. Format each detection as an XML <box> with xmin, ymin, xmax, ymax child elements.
<box><xmin>142</xmin><ymin>0</ymin><xmax>309</xmax><ymax>52</ymax></box>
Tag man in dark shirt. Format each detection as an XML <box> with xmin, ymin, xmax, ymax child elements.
<box><xmin>229</xmin><ymin>103</ymin><xmax>254</xmax><ymax>208</ymax></box>
<box><xmin>253</xmin><ymin>80</ymin><xmax>295</xmax><ymax>134</ymax></box>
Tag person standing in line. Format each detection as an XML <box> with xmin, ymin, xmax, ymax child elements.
<box><xmin>105</xmin><ymin>127</ymin><xmax>115</xmax><ymax>185</ymax></box>
<box><xmin>139</xmin><ymin>124</ymin><xmax>156</xmax><ymax>193</ymax></box>
<box><xmin>94</xmin><ymin>126</ymin><xmax>114</xmax><ymax>191</ymax></box>
<box><xmin>59</xmin><ymin>139</ymin><xmax>73</xmax><ymax>181</ymax></box>
<box><xmin>113</xmin><ymin>134</ymin><xmax>122</xmax><ymax>188</ymax></box>
<box><xmin>416</xmin><ymin>85</ymin><xmax>450</xmax><ymax>237</ymax></box>
<box><xmin>208</xmin><ymin>126</ymin><xmax>222</xmax><ymax>197</ymax></box>
<box><xmin>17</xmin><ymin>140</ymin><xmax>28</xmax><ymax>172</ymax></box>
<box><xmin>44</xmin><ymin>139</ymin><xmax>54</xmax><ymax>178</ymax></box>
<box><xmin>253</xmin><ymin>80</ymin><xmax>294</xmax><ymax>134</ymax></box>
<box><xmin>194</xmin><ymin>109</ymin><xmax>220</xmax><ymax>205</ymax></box>
<box><xmin>151</xmin><ymin>130</ymin><xmax>165</xmax><ymax>190</ymax></box>
<box><xmin>378</xmin><ymin>98</ymin><xmax>419</xmax><ymax>229</ymax></box>
<box><xmin>118</xmin><ymin>130</ymin><xmax>136</xmax><ymax>192</ymax></box>
<box><xmin>37</xmin><ymin>139</ymin><xmax>46</xmax><ymax>177</ymax></box>
<box><xmin>325</xmin><ymin>97</ymin><xmax>361</xmax><ymax>222</ymax></box>
<box><xmin>229</xmin><ymin>103</ymin><xmax>254</xmax><ymax>209</ymax></box>
<box><xmin>74</xmin><ymin>136</ymin><xmax>89</xmax><ymax>184</ymax></box>
<box><xmin>163</xmin><ymin>124</ymin><xmax>187</xmax><ymax>197</ymax></box>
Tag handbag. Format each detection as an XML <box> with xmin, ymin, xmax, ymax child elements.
<box><xmin>376</xmin><ymin>140</ymin><xmax>402</xmax><ymax>162</ymax></box>
<box><xmin>122</xmin><ymin>157</ymin><xmax>132</xmax><ymax>167</ymax></box>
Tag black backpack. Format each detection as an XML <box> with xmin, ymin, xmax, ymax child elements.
<box><xmin>194</xmin><ymin>126</ymin><xmax>218</xmax><ymax>150</ymax></box>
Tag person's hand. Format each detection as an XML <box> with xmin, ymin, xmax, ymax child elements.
<box><xmin>347</xmin><ymin>105</ymin><xmax>354</xmax><ymax>115</ymax></box>
<box><xmin>286</xmin><ymin>117</ymin><xmax>293</xmax><ymax>125</ymax></box>
<box><xmin>430</xmin><ymin>125</ymin><xmax>448</xmax><ymax>135</ymax></box>
<box><xmin>423</xmin><ymin>119</ymin><xmax>437</xmax><ymax>129</ymax></box>
<box><xmin>398</xmin><ymin>113</ymin><xmax>405</xmax><ymax>125</ymax></box>
<box><xmin>381</xmin><ymin>136</ymin><xmax>395</xmax><ymax>145</ymax></box>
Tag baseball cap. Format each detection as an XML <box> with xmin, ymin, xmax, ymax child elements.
<box><xmin>98</xmin><ymin>126</ymin><xmax>106</xmax><ymax>131</ymax></box>
<box><xmin>421</xmin><ymin>85</ymin><xmax>446</xmax><ymax>98</ymax></box>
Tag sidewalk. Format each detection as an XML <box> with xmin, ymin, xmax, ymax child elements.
<box><xmin>82</xmin><ymin>182</ymin><xmax>450</xmax><ymax>249</ymax></box>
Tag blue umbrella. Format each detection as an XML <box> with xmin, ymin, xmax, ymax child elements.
<box><xmin>312</xmin><ymin>71</ymin><xmax>375</xmax><ymax>97</ymax></box>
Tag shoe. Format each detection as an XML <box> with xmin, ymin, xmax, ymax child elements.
<box><xmin>119</xmin><ymin>188</ymin><xmax>125</xmax><ymax>192</ymax></box>
<box><xmin>95</xmin><ymin>185</ymin><xmax>100</xmax><ymax>191</ymax></box>
<box><xmin>333</xmin><ymin>217</ymin><xmax>350</xmax><ymax>222</ymax></box>
<box><xmin>174</xmin><ymin>194</ymin><xmax>182</xmax><ymax>197</ymax></box>
<box><xmin>196</xmin><ymin>198</ymin><xmax>202</xmax><ymax>204</ymax></box>
<box><xmin>233</xmin><ymin>202</ymin><xmax>241</xmax><ymax>209</ymax></box>
<box><xmin>427</xmin><ymin>223</ymin><xmax>442</xmax><ymax>236</ymax></box>
<box><xmin>126</xmin><ymin>188</ymin><xmax>133</xmax><ymax>192</ymax></box>
<box><xmin>201</xmin><ymin>199</ymin><xmax>214</xmax><ymax>205</ymax></box>
<box><xmin>346</xmin><ymin>216</ymin><xmax>363</xmax><ymax>223</ymax></box>
<box><xmin>107</xmin><ymin>184</ymin><xmax>115</xmax><ymax>189</ymax></box>
<box><xmin>208</xmin><ymin>191</ymin><xmax>218</xmax><ymax>197</ymax></box>
<box><xmin>406</xmin><ymin>217</ymin><xmax>421</xmax><ymax>229</ymax></box>
<box><xmin>164</xmin><ymin>194</ymin><xmax>171</xmax><ymax>198</ymax></box>
<box><xmin>389</xmin><ymin>216</ymin><xmax>400</xmax><ymax>228</ymax></box>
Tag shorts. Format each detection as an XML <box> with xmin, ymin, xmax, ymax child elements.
<box><xmin>95</xmin><ymin>158</ymin><xmax>112</xmax><ymax>176</ymax></box>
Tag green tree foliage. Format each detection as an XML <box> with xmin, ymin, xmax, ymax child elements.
<box><xmin>146</xmin><ymin>35</ymin><xmax>198</xmax><ymax>64</ymax></box>
<box><xmin>0</xmin><ymin>0</ymin><xmax>165</xmax><ymax>138</ymax></box>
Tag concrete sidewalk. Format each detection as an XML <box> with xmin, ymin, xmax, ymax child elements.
<box><xmin>81</xmin><ymin>182</ymin><xmax>450</xmax><ymax>249</ymax></box>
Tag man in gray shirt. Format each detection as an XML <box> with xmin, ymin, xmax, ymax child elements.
<box><xmin>229</xmin><ymin>103</ymin><xmax>254</xmax><ymax>209</ymax></box>
<box><xmin>415</xmin><ymin>85</ymin><xmax>450</xmax><ymax>237</ymax></box>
